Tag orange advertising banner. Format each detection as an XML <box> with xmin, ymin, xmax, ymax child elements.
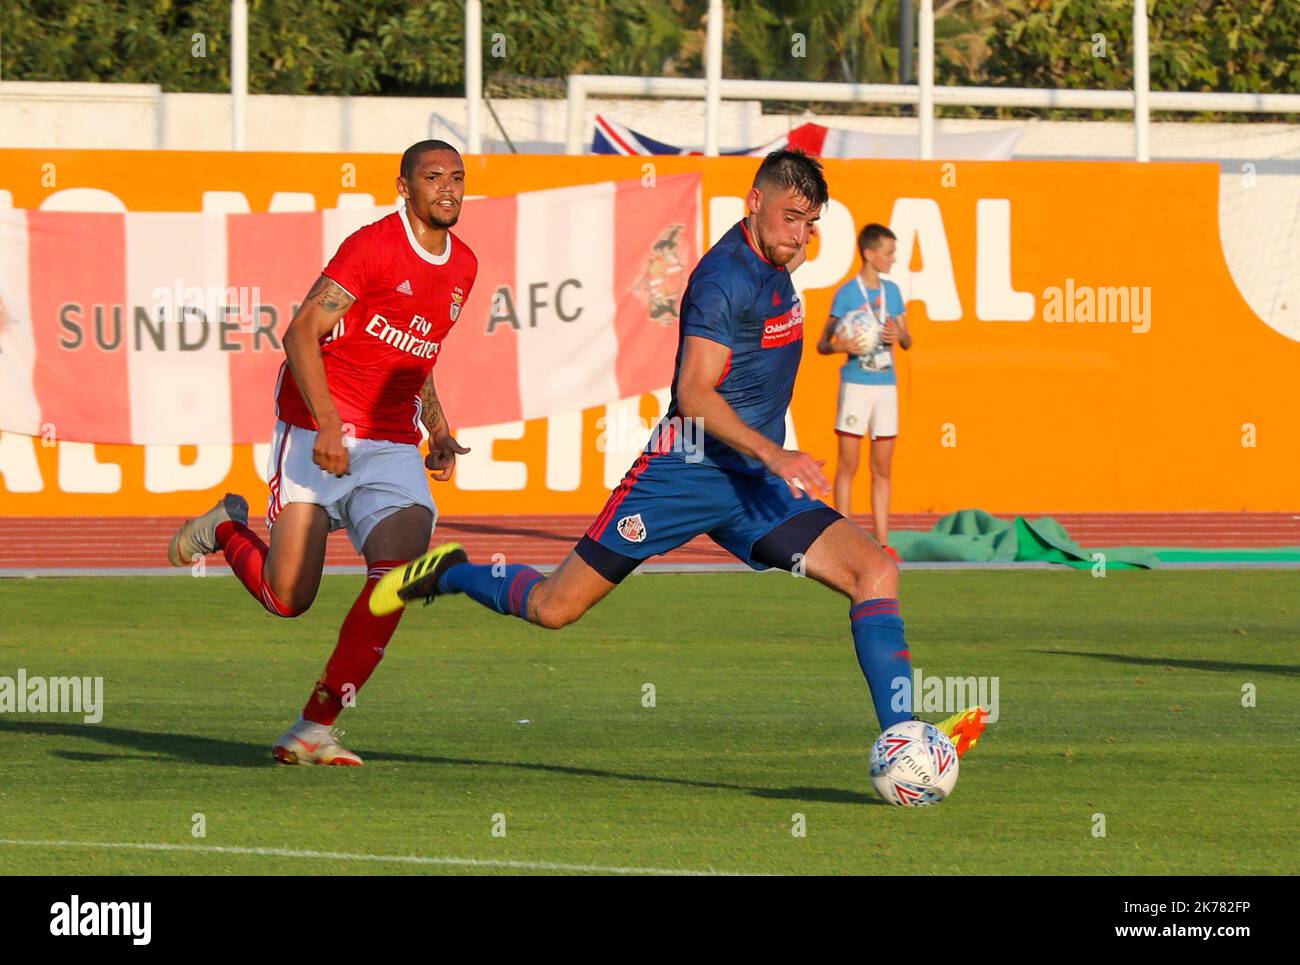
<box><xmin>0</xmin><ymin>149</ymin><xmax>1295</xmax><ymax>516</ymax></box>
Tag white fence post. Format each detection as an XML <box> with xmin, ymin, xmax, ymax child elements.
<box><xmin>231</xmin><ymin>0</ymin><xmax>247</xmax><ymax>150</ymax></box>
<box><xmin>465</xmin><ymin>0</ymin><xmax>482</xmax><ymax>154</ymax></box>
<box><xmin>918</xmin><ymin>0</ymin><xmax>935</xmax><ymax>159</ymax></box>
<box><xmin>704</xmin><ymin>0</ymin><xmax>723</xmax><ymax>157</ymax></box>
<box><xmin>1134</xmin><ymin>0</ymin><xmax>1151</xmax><ymax>162</ymax></box>
<box><xmin>565</xmin><ymin>75</ymin><xmax>587</xmax><ymax>155</ymax></box>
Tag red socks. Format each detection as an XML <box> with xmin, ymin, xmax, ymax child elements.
<box><xmin>215</xmin><ymin>520</ymin><xmax>303</xmax><ymax>618</ymax></box>
<box><xmin>303</xmin><ymin>561</ymin><xmax>405</xmax><ymax>726</ymax></box>
<box><xmin>214</xmin><ymin>520</ymin><xmax>405</xmax><ymax>727</ymax></box>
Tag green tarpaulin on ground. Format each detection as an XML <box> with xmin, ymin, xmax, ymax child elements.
<box><xmin>889</xmin><ymin>509</ymin><xmax>1300</xmax><ymax>568</ymax></box>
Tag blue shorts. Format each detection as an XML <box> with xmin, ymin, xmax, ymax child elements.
<box><xmin>576</xmin><ymin>453</ymin><xmax>842</xmax><ymax>583</ymax></box>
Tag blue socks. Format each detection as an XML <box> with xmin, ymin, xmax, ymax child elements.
<box><xmin>435</xmin><ymin>570</ymin><xmax>910</xmax><ymax>719</ymax></box>
<box><xmin>438</xmin><ymin>562</ymin><xmax>544</xmax><ymax>620</ymax></box>
<box><xmin>850</xmin><ymin>598</ymin><xmax>913</xmax><ymax>730</ymax></box>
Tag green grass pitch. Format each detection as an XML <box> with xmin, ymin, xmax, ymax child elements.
<box><xmin>0</xmin><ymin>570</ymin><xmax>1295</xmax><ymax>875</ymax></box>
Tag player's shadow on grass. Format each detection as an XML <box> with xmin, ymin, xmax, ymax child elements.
<box><xmin>51</xmin><ymin>750</ymin><xmax>161</xmax><ymax>764</ymax></box>
<box><xmin>1031</xmin><ymin>650</ymin><xmax>1299</xmax><ymax>677</ymax></box>
<box><xmin>4</xmin><ymin>720</ymin><xmax>269</xmax><ymax>768</ymax></box>
<box><xmin>380</xmin><ymin>751</ymin><xmax>883</xmax><ymax>806</ymax></box>
<box><xmin>2</xmin><ymin>720</ymin><xmax>882</xmax><ymax>805</ymax></box>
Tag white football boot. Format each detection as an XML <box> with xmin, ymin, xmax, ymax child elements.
<box><xmin>272</xmin><ymin>719</ymin><xmax>364</xmax><ymax>767</ymax></box>
<box><xmin>167</xmin><ymin>493</ymin><xmax>249</xmax><ymax>566</ymax></box>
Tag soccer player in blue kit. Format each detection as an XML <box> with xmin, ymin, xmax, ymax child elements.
<box><xmin>372</xmin><ymin>149</ymin><xmax>987</xmax><ymax>756</ymax></box>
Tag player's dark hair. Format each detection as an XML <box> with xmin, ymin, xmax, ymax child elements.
<box><xmin>753</xmin><ymin>149</ymin><xmax>829</xmax><ymax>209</ymax></box>
<box><xmin>401</xmin><ymin>139</ymin><xmax>461</xmax><ymax>181</ymax></box>
<box><xmin>857</xmin><ymin>223</ymin><xmax>896</xmax><ymax>254</ymax></box>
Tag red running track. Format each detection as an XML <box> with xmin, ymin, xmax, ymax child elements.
<box><xmin>1</xmin><ymin>512</ymin><xmax>1299</xmax><ymax>571</ymax></box>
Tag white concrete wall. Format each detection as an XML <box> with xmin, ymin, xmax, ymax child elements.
<box><xmin>1</xmin><ymin>82</ymin><xmax>765</xmax><ymax>154</ymax></box>
<box><xmin>1</xmin><ymin>82</ymin><xmax>165</xmax><ymax>149</ymax></box>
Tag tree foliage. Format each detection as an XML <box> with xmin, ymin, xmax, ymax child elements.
<box><xmin>0</xmin><ymin>0</ymin><xmax>693</xmax><ymax>94</ymax></box>
<box><xmin>2</xmin><ymin>0</ymin><xmax>1297</xmax><ymax>114</ymax></box>
<box><xmin>981</xmin><ymin>0</ymin><xmax>1300</xmax><ymax>94</ymax></box>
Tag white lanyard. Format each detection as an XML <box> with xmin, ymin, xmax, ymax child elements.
<box><xmin>856</xmin><ymin>277</ymin><xmax>886</xmax><ymax>323</ymax></box>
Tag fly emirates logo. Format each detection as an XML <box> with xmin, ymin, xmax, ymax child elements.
<box><xmin>365</xmin><ymin>312</ymin><xmax>440</xmax><ymax>359</ymax></box>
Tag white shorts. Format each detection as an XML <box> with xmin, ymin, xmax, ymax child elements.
<box><xmin>265</xmin><ymin>420</ymin><xmax>437</xmax><ymax>554</ymax></box>
<box><xmin>835</xmin><ymin>382</ymin><xmax>899</xmax><ymax>440</ymax></box>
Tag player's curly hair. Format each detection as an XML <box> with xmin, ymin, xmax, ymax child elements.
<box><xmin>753</xmin><ymin>149</ymin><xmax>829</xmax><ymax>209</ymax></box>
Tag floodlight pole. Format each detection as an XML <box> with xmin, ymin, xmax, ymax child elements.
<box><xmin>704</xmin><ymin>0</ymin><xmax>723</xmax><ymax>157</ymax></box>
<box><xmin>231</xmin><ymin>0</ymin><xmax>248</xmax><ymax>150</ymax></box>
<box><xmin>466</xmin><ymin>0</ymin><xmax>483</xmax><ymax>154</ymax></box>
<box><xmin>918</xmin><ymin>0</ymin><xmax>934</xmax><ymax>159</ymax></box>
<box><xmin>1134</xmin><ymin>0</ymin><xmax>1151</xmax><ymax>162</ymax></box>
<box><xmin>899</xmin><ymin>0</ymin><xmax>914</xmax><ymax>84</ymax></box>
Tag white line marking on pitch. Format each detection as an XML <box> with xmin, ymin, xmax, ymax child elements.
<box><xmin>0</xmin><ymin>838</ymin><xmax>760</xmax><ymax>876</ymax></box>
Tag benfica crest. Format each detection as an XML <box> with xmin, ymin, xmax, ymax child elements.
<box><xmin>616</xmin><ymin>513</ymin><xmax>647</xmax><ymax>543</ymax></box>
<box><xmin>449</xmin><ymin>289</ymin><xmax>465</xmax><ymax>322</ymax></box>
<box><xmin>634</xmin><ymin>224</ymin><xmax>687</xmax><ymax>326</ymax></box>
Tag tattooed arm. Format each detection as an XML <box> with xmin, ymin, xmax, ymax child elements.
<box><xmin>419</xmin><ymin>371</ymin><xmax>470</xmax><ymax>482</ymax></box>
<box><xmin>284</xmin><ymin>275</ymin><xmax>355</xmax><ymax>477</ymax></box>
<box><xmin>419</xmin><ymin>371</ymin><xmax>448</xmax><ymax>440</ymax></box>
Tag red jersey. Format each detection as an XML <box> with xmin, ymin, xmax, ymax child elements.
<box><xmin>275</xmin><ymin>207</ymin><xmax>478</xmax><ymax>444</ymax></box>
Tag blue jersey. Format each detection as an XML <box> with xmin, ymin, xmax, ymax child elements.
<box><xmin>830</xmin><ymin>277</ymin><xmax>905</xmax><ymax>386</ymax></box>
<box><xmin>660</xmin><ymin>220</ymin><xmax>803</xmax><ymax>475</ymax></box>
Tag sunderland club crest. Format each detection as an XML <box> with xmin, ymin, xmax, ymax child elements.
<box><xmin>616</xmin><ymin>513</ymin><xmax>647</xmax><ymax>543</ymax></box>
<box><xmin>634</xmin><ymin>224</ymin><xmax>687</xmax><ymax>325</ymax></box>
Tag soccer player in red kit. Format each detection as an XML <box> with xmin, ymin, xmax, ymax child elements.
<box><xmin>166</xmin><ymin>140</ymin><xmax>477</xmax><ymax>765</ymax></box>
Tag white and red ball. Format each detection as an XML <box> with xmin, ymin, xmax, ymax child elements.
<box><xmin>836</xmin><ymin>304</ymin><xmax>885</xmax><ymax>356</ymax></box>
<box><xmin>869</xmin><ymin>719</ymin><xmax>959</xmax><ymax>806</ymax></box>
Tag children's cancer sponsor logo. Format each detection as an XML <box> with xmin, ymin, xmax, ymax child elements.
<box><xmin>617</xmin><ymin>513</ymin><xmax>647</xmax><ymax>543</ymax></box>
<box><xmin>761</xmin><ymin>298</ymin><xmax>803</xmax><ymax>348</ymax></box>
